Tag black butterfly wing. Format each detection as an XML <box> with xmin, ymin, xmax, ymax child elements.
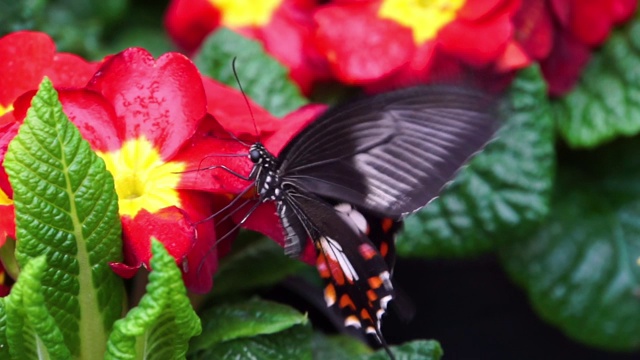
<box><xmin>280</xmin><ymin>190</ymin><xmax>395</xmax><ymax>342</ymax></box>
<box><xmin>278</xmin><ymin>85</ymin><xmax>499</xmax><ymax>218</ymax></box>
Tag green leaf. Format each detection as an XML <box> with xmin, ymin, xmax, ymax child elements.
<box><xmin>0</xmin><ymin>0</ymin><xmax>47</xmax><ymax>34</ymax></box>
<box><xmin>312</xmin><ymin>333</ymin><xmax>372</xmax><ymax>360</ymax></box>
<box><xmin>212</xmin><ymin>235</ymin><xmax>308</xmax><ymax>296</ymax></box>
<box><xmin>3</xmin><ymin>78</ymin><xmax>124</xmax><ymax>357</ymax></box>
<box><xmin>189</xmin><ymin>324</ymin><xmax>312</xmax><ymax>360</ymax></box>
<box><xmin>397</xmin><ymin>66</ymin><xmax>555</xmax><ymax>257</ymax></box>
<box><xmin>4</xmin><ymin>256</ymin><xmax>71</xmax><ymax>359</ymax></box>
<box><xmin>0</xmin><ymin>299</ymin><xmax>7</xmax><ymax>359</ymax></box>
<box><xmin>194</xmin><ymin>27</ymin><xmax>308</xmax><ymax>117</ymax></box>
<box><xmin>554</xmin><ymin>13</ymin><xmax>640</xmax><ymax>148</ymax></box>
<box><xmin>105</xmin><ymin>240</ymin><xmax>202</xmax><ymax>360</ymax></box>
<box><xmin>1</xmin><ymin>0</ymin><xmax>128</xmax><ymax>59</ymax></box>
<box><xmin>365</xmin><ymin>340</ymin><xmax>443</xmax><ymax>360</ymax></box>
<box><xmin>500</xmin><ymin>136</ymin><xmax>640</xmax><ymax>350</ymax></box>
<box><xmin>190</xmin><ymin>298</ymin><xmax>308</xmax><ymax>353</ymax></box>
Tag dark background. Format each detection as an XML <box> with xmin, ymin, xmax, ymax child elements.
<box><xmin>267</xmin><ymin>254</ymin><xmax>640</xmax><ymax>359</ymax></box>
<box><xmin>383</xmin><ymin>256</ymin><xmax>640</xmax><ymax>360</ymax></box>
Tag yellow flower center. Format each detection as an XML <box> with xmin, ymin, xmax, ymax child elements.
<box><xmin>209</xmin><ymin>0</ymin><xmax>282</xmax><ymax>27</ymax></box>
<box><xmin>96</xmin><ymin>137</ymin><xmax>185</xmax><ymax>218</ymax></box>
<box><xmin>0</xmin><ymin>188</ymin><xmax>11</xmax><ymax>206</ymax></box>
<box><xmin>0</xmin><ymin>103</ymin><xmax>14</xmax><ymax>117</ymax></box>
<box><xmin>379</xmin><ymin>0</ymin><xmax>466</xmax><ymax>44</ymax></box>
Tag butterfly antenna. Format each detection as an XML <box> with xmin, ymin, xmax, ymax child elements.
<box><xmin>232</xmin><ymin>57</ymin><xmax>261</xmax><ymax>142</ymax></box>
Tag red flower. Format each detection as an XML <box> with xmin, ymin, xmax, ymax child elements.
<box><xmin>313</xmin><ymin>0</ymin><xmax>519</xmax><ymax>90</ymax></box>
<box><xmin>0</xmin><ymin>31</ymin><xmax>99</xmax><ymax>124</ymax></box>
<box><xmin>7</xmin><ymin>48</ymin><xmax>237</xmax><ymax>292</ymax></box>
<box><xmin>164</xmin><ymin>0</ymin><xmax>329</xmax><ymax>94</ymax></box>
<box><xmin>540</xmin><ymin>0</ymin><xmax>637</xmax><ymax>95</ymax></box>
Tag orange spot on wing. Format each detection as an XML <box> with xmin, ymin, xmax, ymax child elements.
<box><xmin>367</xmin><ymin>289</ymin><xmax>378</xmax><ymax>302</ymax></box>
<box><xmin>325</xmin><ymin>283</ymin><xmax>336</xmax><ymax>303</ymax></box>
<box><xmin>360</xmin><ymin>308</ymin><xmax>373</xmax><ymax>321</ymax></box>
<box><xmin>368</xmin><ymin>276</ymin><xmax>383</xmax><ymax>289</ymax></box>
<box><xmin>339</xmin><ymin>294</ymin><xmax>356</xmax><ymax>311</ymax></box>
<box><xmin>381</xmin><ymin>218</ymin><xmax>394</xmax><ymax>232</ymax></box>
<box><xmin>379</xmin><ymin>241</ymin><xmax>389</xmax><ymax>257</ymax></box>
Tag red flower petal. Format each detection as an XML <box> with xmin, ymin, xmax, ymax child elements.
<box><xmin>121</xmin><ymin>206</ymin><xmax>196</xmax><ymax>269</ymax></box>
<box><xmin>495</xmin><ymin>42</ymin><xmax>531</xmax><ymax>71</ymax></box>
<box><xmin>175</xmin><ymin>114</ymin><xmax>254</xmax><ymax>194</ymax></box>
<box><xmin>254</xmin><ymin>0</ymin><xmax>332</xmax><ymax>93</ymax></box>
<box><xmin>0</xmin><ymin>204</ymin><xmax>15</xmax><ymax>247</ymax></box>
<box><xmin>540</xmin><ymin>31</ymin><xmax>591</xmax><ymax>96</ymax></box>
<box><xmin>513</xmin><ymin>0</ymin><xmax>553</xmax><ymax>60</ymax></box>
<box><xmin>10</xmin><ymin>89</ymin><xmax>122</xmax><ymax>153</ymax></box>
<box><xmin>264</xmin><ymin>103</ymin><xmax>326</xmax><ymax>156</ymax></box>
<box><xmin>111</xmin><ymin>190</ymin><xmax>225</xmax><ymax>293</ymax></box>
<box><xmin>567</xmin><ymin>0</ymin><xmax>616</xmax><ymax>46</ymax></box>
<box><xmin>164</xmin><ymin>0</ymin><xmax>221</xmax><ymax>52</ymax></box>
<box><xmin>0</xmin><ymin>31</ymin><xmax>56</xmax><ymax>106</ymax></box>
<box><xmin>86</xmin><ymin>48</ymin><xmax>207</xmax><ymax>159</ymax></box>
<box><xmin>438</xmin><ymin>12</ymin><xmax>513</xmax><ymax>67</ymax></box>
<box><xmin>0</xmin><ymin>31</ymin><xmax>98</xmax><ymax>108</ymax></box>
<box><xmin>314</xmin><ymin>2</ymin><xmax>415</xmax><ymax>84</ymax></box>
<box><xmin>201</xmin><ymin>76</ymin><xmax>280</xmax><ymax>137</ymax></box>
<box><xmin>59</xmin><ymin>89</ymin><xmax>122</xmax><ymax>152</ymax></box>
<box><xmin>363</xmin><ymin>41</ymin><xmax>437</xmax><ymax>93</ymax></box>
<box><xmin>48</xmin><ymin>53</ymin><xmax>101</xmax><ymax>88</ymax></box>
<box><xmin>550</xmin><ymin>0</ymin><xmax>570</xmax><ymax>27</ymax></box>
<box><xmin>0</xmin><ymin>121</ymin><xmax>18</xmax><ymax>206</ymax></box>
<box><xmin>180</xmin><ymin>191</ymin><xmax>229</xmax><ymax>293</ymax></box>
<box><xmin>612</xmin><ymin>0</ymin><xmax>637</xmax><ymax>23</ymax></box>
<box><xmin>458</xmin><ymin>0</ymin><xmax>511</xmax><ymax>21</ymax></box>
<box><xmin>109</xmin><ymin>261</ymin><xmax>140</xmax><ymax>279</ymax></box>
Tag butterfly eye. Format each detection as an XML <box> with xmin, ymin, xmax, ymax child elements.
<box><xmin>249</xmin><ymin>149</ymin><xmax>261</xmax><ymax>163</ymax></box>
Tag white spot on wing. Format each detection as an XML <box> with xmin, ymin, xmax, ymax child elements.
<box><xmin>334</xmin><ymin>203</ymin><xmax>368</xmax><ymax>233</ymax></box>
<box><xmin>380</xmin><ymin>295</ymin><xmax>392</xmax><ymax>311</ymax></box>
<box><xmin>345</xmin><ymin>316</ymin><xmax>361</xmax><ymax>328</ymax></box>
<box><xmin>379</xmin><ymin>271</ymin><xmax>392</xmax><ymax>289</ymax></box>
<box><xmin>319</xmin><ymin>236</ymin><xmax>358</xmax><ymax>282</ymax></box>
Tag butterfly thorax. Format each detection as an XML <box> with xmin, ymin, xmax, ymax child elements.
<box><xmin>249</xmin><ymin>142</ymin><xmax>283</xmax><ymax>202</ymax></box>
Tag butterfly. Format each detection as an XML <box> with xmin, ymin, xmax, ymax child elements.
<box><xmin>218</xmin><ymin>85</ymin><xmax>498</xmax><ymax>357</ymax></box>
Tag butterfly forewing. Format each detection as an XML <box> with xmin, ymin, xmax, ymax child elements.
<box><xmin>277</xmin><ymin>86</ymin><xmax>499</xmax><ymax>218</ymax></box>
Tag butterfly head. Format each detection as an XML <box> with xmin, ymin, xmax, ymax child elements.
<box><xmin>248</xmin><ymin>143</ymin><xmax>265</xmax><ymax>164</ymax></box>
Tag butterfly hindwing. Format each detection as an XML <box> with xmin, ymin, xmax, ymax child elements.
<box><xmin>277</xmin><ymin>86</ymin><xmax>499</xmax><ymax>218</ymax></box>
<box><xmin>281</xmin><ymin>191</ymin><xmax>395</xmax><ymax>341</ymax></box>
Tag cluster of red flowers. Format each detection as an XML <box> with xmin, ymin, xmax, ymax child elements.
<box><xmin>0</xmin><ymin>31</ymin><xmax>321</xmax><ymax>293</ymax></box>
<box><xmin>165</xmin><ymin>0</ymin><xmax>637</xmax><ymax>95</ymax></box>
<box><xmin>0</xmin><ymin>0</ymin><xmax>637</xmax><ymax>295</ymax></box>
